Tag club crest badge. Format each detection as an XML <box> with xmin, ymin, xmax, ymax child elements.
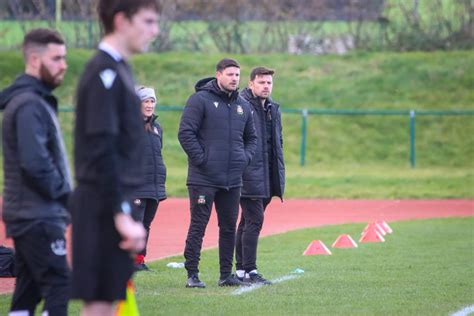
<box><xmin>134</xmin><ymin>199</ymin><xmax>142</xmax><ymax>206</ymax></box>
<box><xmin>236</xmin><ymin>105</ymin><xmax>244</xmax><ymax>115</ymax></box>
<box><xmin>99</xmin><ymin>69</ymin><xmax>116</xmax><ymax>89</ymax></box>
<box><xmin>51</xmin><ymin>239</ymin><xmax>67</xmax><ymax>256</ymax></box>
<box><xmin>153</xmin><ymin>126</ymin><xmax>160</xmax><ymax>136</ymax></box>
<box><xmin>213</xmin><ymin>102</ymin><xmax>219</xmax><ymax>108</ymax></box>
<box><xmin>197</xmin><ymin>195</ymin><xmax>206</xmax><ymax>205</ymax></box>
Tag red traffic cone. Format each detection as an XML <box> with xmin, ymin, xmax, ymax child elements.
<box><xmin>376</xmin><ymin>220</ymin><xmax>393</xmax><ymax>234</ymax></box>
<box><xmin>332</xmin><ymin>234</ymin><xmax>358</xmax><ymax>248</ymax></box>
<box><xmin>362</xmin><ymin>222</ymin><xmax>386</xmax><ymax>236</ymax></box>
<box><xmin>359</xmin><ymin>227</ymin><xmax>385</xmax><ymax>243</ymax></box>
<box><xmin>303</xmin><ymin>240</ymin><xmax>332</xmax><ymax>255</ymax></box>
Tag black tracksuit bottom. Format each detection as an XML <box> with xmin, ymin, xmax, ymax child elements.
<box><xmin>184</xmin><ymin>186</ymin><xmax>240</xmax><ymax>280</ymax></box>
<box><xmin>235</xmin><ymin>197</ymin><xmax>272</xmax><ymax>272</ymax></box>
<box><xmin>10</xmin><ymin>222</ymin><xmax>70</xmax><ymax>316</ymax></box>
<box><xmin>133</xmin><ymin>198</ymin><xmax>159</xmax><ymax>257</ymax></box>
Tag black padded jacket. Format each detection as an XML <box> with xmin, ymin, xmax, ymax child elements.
<box><xmin>0</xmin><ymin>74</ymin><xmax>71</xmax><ymax>233</ymax></box>
<box><xmin>240</xmin><ymin>88</ymin><xmax>285</xmax><ymax>199</ymax></box>
<box><xmin>178</xmin><ymin>78</ymin><xmax>257</xmax><ymax>189</ymax></box>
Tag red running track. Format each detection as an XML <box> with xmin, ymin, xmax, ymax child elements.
<box><xmin>1</xmin><ymin>198</ymin><xmax>472</xmax><ymax>294</ymax></box>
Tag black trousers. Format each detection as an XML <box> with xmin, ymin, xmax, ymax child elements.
<box><xmin>235</xmin><ymin>197</ymin><xmax>271</xmax><ymax>272</ymax></box>
<box><xmin>133</xmin><ymin>198</ymin><xmax>159</xmax><ymax>257</ymax></box>
<box><xmin>11</xmin><ymin>222</ymin><xmax>70</xmax><ymax>316</ymax></box>
<box><xmin>184</xmin><ymin>186</ymin><xmax>240</xmax><ymax>279</ymax></box>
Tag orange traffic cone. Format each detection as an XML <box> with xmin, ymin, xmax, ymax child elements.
<box><xmin>303</xmin><ymin>240</ymin><xmax>332</xmax><ymax>255</ymax></box>
<box><xmin>359</xmin><ymin>227</ymin><xmax>385</xmax><ymax>243</ymax></box>
<box><xmin>376</xmin><ymin>220</ymin><xmax>393</xmax><ymax>234</ymax></box>
<box><xmin>362</xmin><ymin>222</ymin><xmax>386</xmax><ymax>236</ymax></box>
<box><xmin>332</xmin><ymin>234</ymin><xmax>358</xmax><ymax>248</ymax></box>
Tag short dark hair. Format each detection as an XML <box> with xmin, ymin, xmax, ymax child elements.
<box><xmin>98</xmin><ymin>0</ymin><xmax>161</xmax><ymax>35</ymax></box>
<box><xmin>216</xmin><ymin>58</ymin><xmax>240</xmax><ymax>72</ymax></box>
<box><xmin>22</xmin><ymin>28</ymin><xmax>65</xmax><ymax>60</ymax></box>
<box><xmin>250</xmin><ymin>67</ymin><xmax>275</xmax><ymax>81</ymax></box>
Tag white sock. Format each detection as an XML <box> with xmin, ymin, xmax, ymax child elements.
<box><xmin>236</xmin><ymin>270</ymin><xmax>245</xmax><ymax>278</ymax></box>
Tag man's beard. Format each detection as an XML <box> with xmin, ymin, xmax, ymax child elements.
<box><xmin>221</xmin><ymin>82</ymin><xmax>238</xmax><ymax>93</ymax></box>
<box><xmin>39</xmin><ymin>63</ymin><xmax>64</xmax><ymax>89</ymax></box>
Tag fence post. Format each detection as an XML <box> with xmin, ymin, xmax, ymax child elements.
<box><xmin>55</xmin><ymin>0</ymin><xmax>62</xmax><ymax>30</ymax></box>
<box><xmin>88</xmin><ymin>19</ymin><xmax>93</xmax><ymax>49</ymax></box>
<box><xmin>300</xmin><ymin>109</ymin><xmax>308</xmax><ymax>166</ymax></box>
<box><xmin>410</xmin><ymin>110</ymin><xmax>416</xmax><ymax>168</ymax></box>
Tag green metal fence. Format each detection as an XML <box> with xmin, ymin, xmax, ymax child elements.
<box><xmin>57</xmin><ymin>106</ymin><xmax>474</xmax><ymax>168</ymax></box>
<box><xmin>281</xmin><ymin>108</ymin><xmax>474</xmax><ymax>168</ymax></box>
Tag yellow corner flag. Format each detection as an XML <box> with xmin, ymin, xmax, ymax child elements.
<box><xmin>116</xmin><ymin>280</ymin><xmax>140</xmax><ymax>316</ymax></box>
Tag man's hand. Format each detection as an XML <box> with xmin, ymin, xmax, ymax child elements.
<box><xmin>114</xmin><ymin>213</ymin><xmax>146</xmax><ymax>253</ymax></box>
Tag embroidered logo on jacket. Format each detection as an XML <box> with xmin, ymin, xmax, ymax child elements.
<box><xmin>153</xmin><ymin>126</ymin><xmax>160</xmax><ymax>136</ymax></box>
<box><xmin>51</xmin><ymin>239</ymin><xmax>67</xmax><ymax>256</ymax></box>
<box><xmin>99</xmin><ymin>69</ymin><xmax>117</xmax><ymax>89</ymax></box>
<box><xmin>236</xmin><ymin>105</ymin><xmax>244</xmax><ymax>115</ymax></box>
<box><xmin>213</xmin><ymin>102</ymin><xmax>219</xmax><ymax>108</ymax></box>
<box><xmin>134</xmin><ymin>199</ymin><xmax>142</xmax><ymax>206</ymax></box>
<box><xmin>197</xmin><ymin>195</ymin><xmax>206</xmax><ymax>205</ymax></box>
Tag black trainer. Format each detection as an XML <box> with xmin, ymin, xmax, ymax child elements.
<box><xmin>218</xmin><ymin>274</ymin><xmax>250</xmax><ymax>287</ymax></box>
<box><xmin>244</xmin><ymin>272</ymin><xmax>272</xmax><ymax>285</ymax></box>
<box><xmin>134</xmin><ymin>263</ymin><xmax>153</xmax><ymax>272</ymax></box>
<box><xmin>186</xmin><ymin>274</ymin><xmax>206</xmax><ymax>288</ymax></box>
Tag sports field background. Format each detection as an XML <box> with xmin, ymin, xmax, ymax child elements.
<box><xmin>0</xmin><ymin>50</ymin><xmax>473</xmax><ymax>198</ymax></box>
<box><xmin>0</xmin><ymin>2</ymin><xmax>473</xmax><ymax>313</ymax></box>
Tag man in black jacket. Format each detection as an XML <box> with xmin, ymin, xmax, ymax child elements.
<box><xmin>235</xmin><ymin>67</ymin><xmax>286</xmax><ymax>285</ymax></box>
<box><xmin>179</xmin><ymin>58</ymin><xmax>257</xmax><ymax>288</ymax></box>
<box><xmin>0</xmin><ymin>28</ymin><xmax>71</xmax><ymax>316</ymax></box>
<box><xmin>70</xmin><ymin>0</ymin><xmax>159</xmax><ymax>315</ymax></box>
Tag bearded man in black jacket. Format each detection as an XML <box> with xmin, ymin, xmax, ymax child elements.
<box><xmin>178</xmin><ymin>58</ymin><xmax>257</xmax><ymax>288</ymax></box>
<box><xmin>235</xmin><ymin>67</ymin><xmax>285</xmax><ymax>285</ymax></box>
<box><xmin>0</xmin><ymin>28</ymin><xmax>71</xmax><ymax>316</ymax></box>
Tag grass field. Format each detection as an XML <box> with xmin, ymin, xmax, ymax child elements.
<box><xmin>0</xmin><ymin>217</ymin><xmax>471</xmax><ymax>315</ymax></box>
<box><xmin>0</xmin><ymin>50</ymin><xmax>473</xmax><ymax>198</ymax></box>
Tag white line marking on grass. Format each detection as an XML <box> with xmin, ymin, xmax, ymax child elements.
<box><xmin>231</xmin><ymin>274</ymin><xmax>301</xmax><ymax>295</ymax></box>
<box><xmin>450</xmin><ymin>305</ymin><xmax>474</xmax><ymax>316</ymax></box>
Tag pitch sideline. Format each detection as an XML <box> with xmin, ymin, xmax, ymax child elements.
<box><xmin>450</xmin><ymin>305</ymin><xmax>474</xmax><ymax>316</ymax></box>
<box><xmin>231</xmin><ymin>274</ymin><xmax>301</xmax><ymax>295</ymax></box>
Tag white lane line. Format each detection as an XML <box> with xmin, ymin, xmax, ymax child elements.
<box><xmin>231</xmin><ymin>274</ymin><xmax>301</xmax><ymax>295</ymax></box>
<box><xmin>450</xmin><ymin>305</ymin><xmax>474</xmax><ymax>316</ymax></box>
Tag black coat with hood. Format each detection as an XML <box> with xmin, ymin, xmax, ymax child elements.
<box><xmin>133</xmin><ymin>114</ymin><xmax>167</xmax><ymax>201</ymax></box>
<box><xmin>0</xmin><ymin>74</ymin><xmax>72</xmax><ymax>236</ymax></box>
<box><xmin>178</xmin><ymin>78</ymin><xmax>257</xmax><ymax>189</ymax></box>
<box><xmin>240</xmin><ymin>87</ymin><xmax>285</xmax><ymax>199</ymax></box>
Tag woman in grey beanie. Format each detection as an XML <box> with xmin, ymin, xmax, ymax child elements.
<box><xmin>132</xmin><ymin>86</ymin><xmax>167</xmax><ymax>271</ymax></box>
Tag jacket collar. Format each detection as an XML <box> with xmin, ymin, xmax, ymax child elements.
<box><xmin>241</xmin><ymin>87</ymin><xmax>275</xmax><ymax>110</ymax></box>
<box><xmin>195</xmin><ymin>77</ymin><xmax>239</xmax><ymax>102</ymax></box>
<box><xmin>0</xmin><ymin>73</ymin><xmax>57</xmax><ymax>111</ymax></box>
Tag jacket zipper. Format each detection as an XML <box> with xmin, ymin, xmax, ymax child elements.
<box><xmin>259</xmin><ymin>104</ymin><xmax>269</xmax><ymax>197</ymax></box>
<box><xmin>148</xmin><ymin>129</ymin><xmax>158</xmax><ymax>197</ymax></box>
<box><xmin>226</xmin><ymin>102</ymin><xmax>232</xmax><ymax>190</ymax></box>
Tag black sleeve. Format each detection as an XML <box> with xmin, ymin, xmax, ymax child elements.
<box><xmin>86</xmin><ymin>133</ymin><xmax>123</xmax><ymax>215</ymax></box>
<box><xmin>83</xmin><ymin>69</ymin><xmax>120</xmax><ymax>136</ymax></box>
<box><xmin>178</xmin><ymin>94</ymin><xmax>206</xmax><ymax>166</ymax></box>
<box><xmin>243</xmin><ymin>106</ymin><xmax>258</xmax><ymax>164</ymax></box>
<box><xmin>82</xmin><ymin>67</ymin><xmax>123</xmax><ymax>214</ymax></box>
<box><xmin>277</xmin><ymin>108</ymin><xmax>283</xmax><ymax>148</ymax></box>
<box><xmin>16</xmin><ymin>104</ymin><xmax>70</xmax><ymax>200</ymax></box>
